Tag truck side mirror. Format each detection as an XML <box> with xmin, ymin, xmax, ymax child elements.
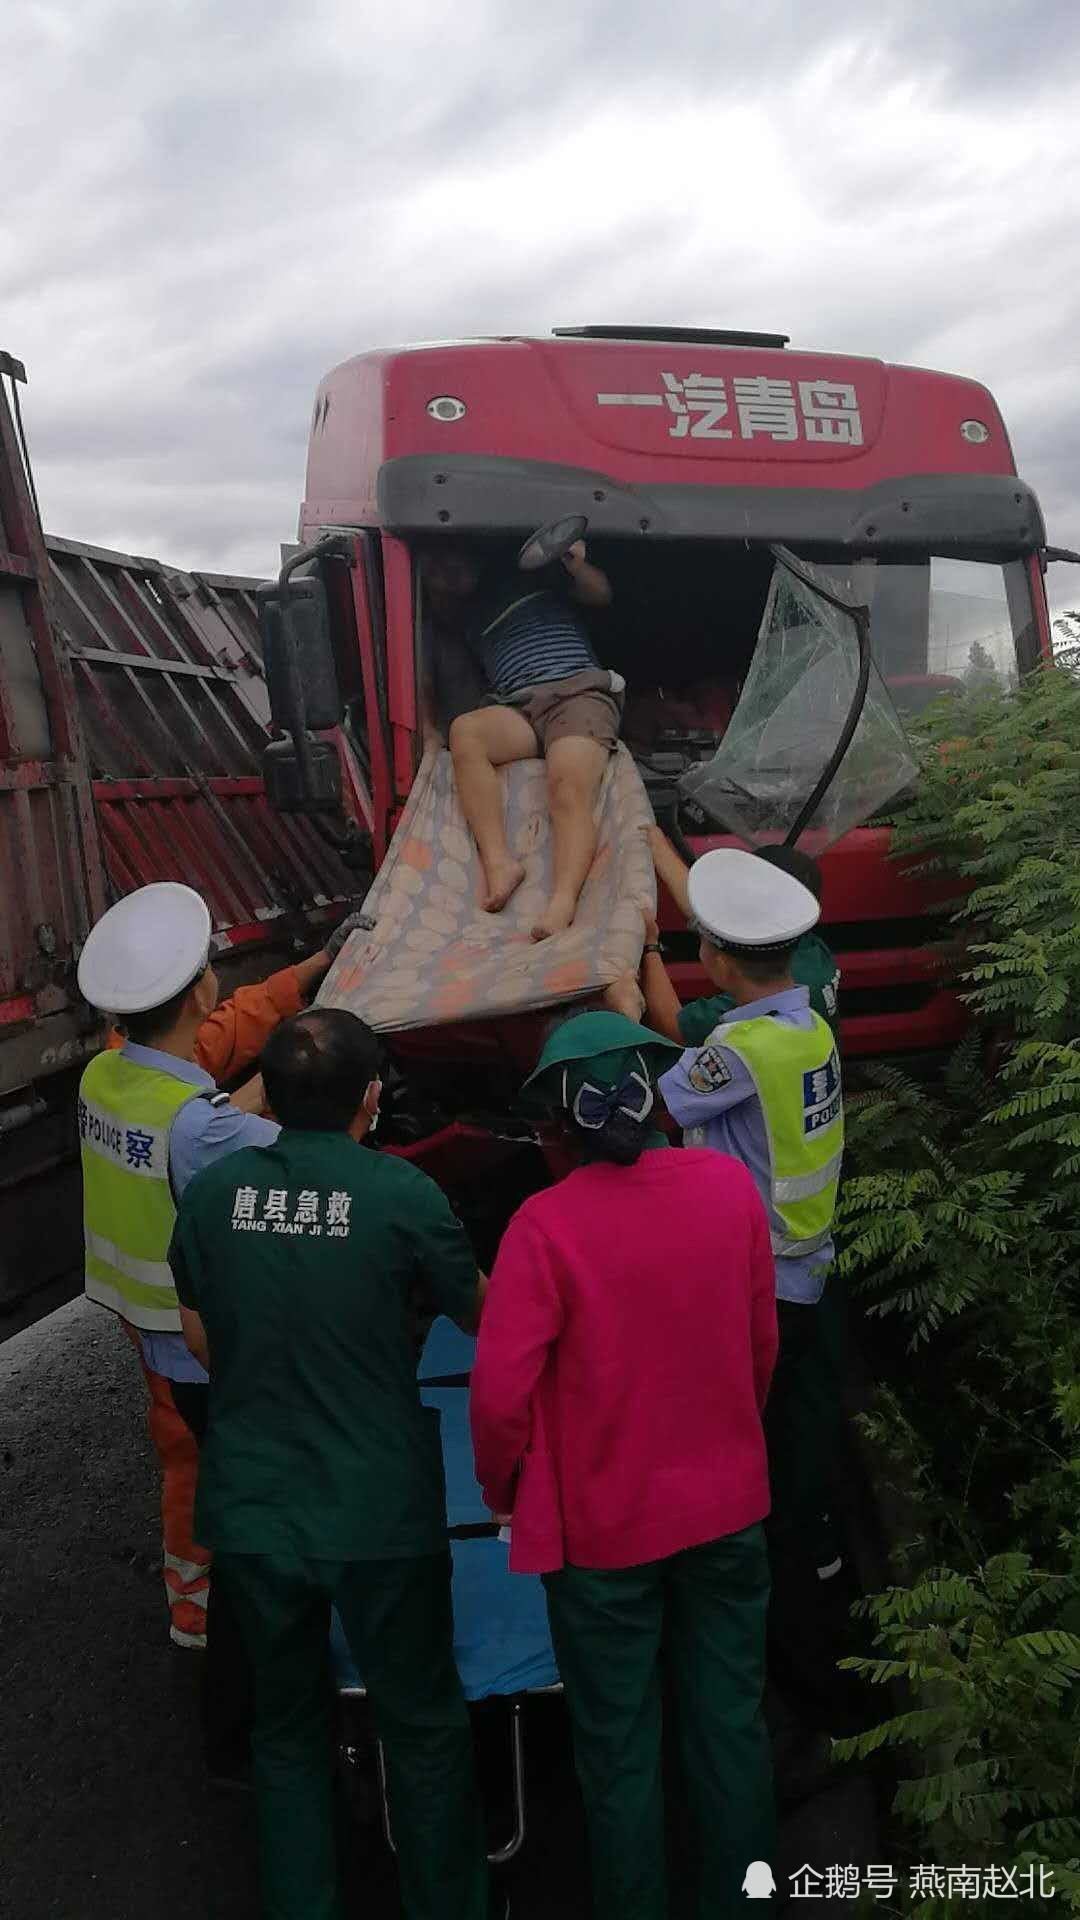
<box><xmin>257</xmin><ymin>570</ymin><xmax>343</xmax><ymax>812</ymax></box>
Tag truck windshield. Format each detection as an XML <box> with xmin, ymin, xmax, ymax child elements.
<box><xmin>838</xmin><ymin>556</ymin><xmax>1037</xmax><ymax>712</ymax></box>
<box><xmin>583</xmin><ymin>542</ymin><xmax>1038</xmax><ymax>835</ymax></box>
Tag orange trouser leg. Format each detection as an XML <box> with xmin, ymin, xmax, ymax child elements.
<box><xmin>120</xmin><ymin>1322</ymin><xmax>211</xmax><ymax>1647</ymax></box>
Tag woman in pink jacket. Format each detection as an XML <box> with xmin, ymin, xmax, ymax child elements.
<box><xmin>470</xmin><ymin>1010</ymin><xmax>778</xmax><ymax>1920</ymax></box>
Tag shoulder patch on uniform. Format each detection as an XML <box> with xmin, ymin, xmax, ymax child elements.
<box><xmin>687</xmin><ymin>1046</ymin><xmax>733</xmax><ymax>1095</ymax></box>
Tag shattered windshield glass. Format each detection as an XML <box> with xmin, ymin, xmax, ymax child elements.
<box><xmin>679</xmin><ymin>552</ymin><xmax>918</xmax><ymax>850</ymax></box>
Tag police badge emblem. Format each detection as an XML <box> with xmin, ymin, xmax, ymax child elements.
<box><xmin>687</xmin><ymin>1047</ymin><xmax>733</xmax><ymax>1095</ymax></box>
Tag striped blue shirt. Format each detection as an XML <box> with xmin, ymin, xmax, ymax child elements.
<box><xmin>478</xmin><ymin>584</ymin><xmax>597</xmax><ymax>695</ymax></box>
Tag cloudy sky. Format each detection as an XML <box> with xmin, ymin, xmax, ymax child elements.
<box><xmin>5</xmin><ymin>0</ymin><xmax>1080</xmax><ymax>617</ymax></box>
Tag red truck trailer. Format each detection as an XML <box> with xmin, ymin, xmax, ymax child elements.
<box><xmin>266</xmin><ymin>325</ymin><xmax>1055</xmax><ymax>1068</ymax></box>
<box><xmin>0</xmin><ymin>354</ymin><xmax>362</xmax><ymax>1313</ymax></box>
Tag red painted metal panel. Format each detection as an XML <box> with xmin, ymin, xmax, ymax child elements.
<box><xmin>382</xmin><ymin>533</ymin><xmax>418</xmax><ymax>802</ymax></box>
<box><xmin>1029</xmin><ymin>553</ymin><xmax>1053</xmax><ymax>658</ymax></box>
<box><xmin>92</xmin><ymin>781</ymin><xmax>355</xmax><ymax>934</ymax></box>
<box><xmin>220</xmin><ymin>922</ymin><xmax>283</xmax><ymax>947</ymax></box>
<box><xmin>336</xmin><ymin>728</ymin><xmax>374</xmax><ymax>835</ymax></box>
<box><xmin>95</xmin><ymin>808</ymin><xmax>144</xmax><ymax>897</ymax></box>
<box><xmin>0</xmin><ymin>362</ymin><xmax>104</xmax><ymax>1012</ymax></box>
<box><xmin>227</xmin><ymin>792</ymin><xmax>316</xmax><ymax>897</ymax></box>
<box><xmin>303</xmin><ymin>339</ymin><xmax>1018</xmax><ymax>534</ymax></box>
<box><xmin>49</xmin><ymin>543</ymin><xmax>267</xmax><ymax>781</ymax></box>
<box><xmin>0</xmin><ymin>994</ymin><xmax>35</xmax><ymax>1026</ymax></box>
<box><xmin>35</xmin><ymin>534</ymin><xmax>359</xmax><ymax>937</ymax></box>
<box><xmin>349</xmin><ymin>544</ymin><xmax>393</xmax><ymax>859</ymax></box>
<box><xmin>383</xmin><ymin>1123</ymin><xmax>524</xmax><ymax>1187</ymax></box>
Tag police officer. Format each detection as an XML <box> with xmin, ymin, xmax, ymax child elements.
<box><xmin>642</xmin><ymin>849</ymin><xmax>851</xmax><ymax>1734</ymax></box>
<box><xmin>78</xmin><ymin>882</ymin><xmax>289</xmax><ymax>1777</ymax></box>
<box><xmin>169</xmin><ymin>1008</ymin><xmax>487</xmax><ymax>1920</ymax></box>
<box><xmin>80</xmin><ymin>886</ymin><xmax>363</xmax><ymax>1656</ymax></box>
<box><xmin>647</xmin><ymin>827</ymin><xmax>842</xmax><ymax>1040</ymax></box>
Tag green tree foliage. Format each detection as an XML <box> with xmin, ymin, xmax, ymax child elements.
<box><xmin>963</xmin><ymin>638</ymin><xmax>1001</xmax><ymax>694</ymax></box>
<box><xmin>834</xmin><ymin>669</ymin><xmax>1080</xmax><ymax>1912</ymax></box>
<box><xmin>1053</xmin><ymin>611</ymin><xmax>1080</xmax><ymax>668</ymax></box>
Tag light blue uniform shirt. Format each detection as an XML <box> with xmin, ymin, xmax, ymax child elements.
<box><xmin>120</xmin><ymin>1042</ymin><xmax>279</xmax><ymax>1383</ymax></box>
<box><xmin>658</xmin><ymin>985</ymin><xmax>834</xmax><ymax>1306</ymax></box>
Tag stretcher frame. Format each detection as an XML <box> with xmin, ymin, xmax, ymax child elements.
<box><xmin>336</xmin><ymin>1321</ymin><xmax>563</xmax><ymax>1868</ymax></box>
<box><xmin>339</xmin><ymin>1661</ymin><xmax>563</xmax><ymax>1866</ymax></box>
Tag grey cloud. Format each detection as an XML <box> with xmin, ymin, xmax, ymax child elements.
<box><xmin>5</xmin><ymin>0</ymin><xmax>1080</xmax><ymax>590</ymax></box>
<box><xmin>879</xmin><ymin>0</ymin><xmax>1080</xmax><ymax>92</ymax></box>
<box><xmin>560</xmin><ymin>0</ymin><xmax>1080</xmax><ymax>97</ymax></box>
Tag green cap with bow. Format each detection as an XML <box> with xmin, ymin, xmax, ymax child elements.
<box><xmin>522</xmin><ymin>1011</ymin><xmax>681</xmax><ymax>1131</ymax></box>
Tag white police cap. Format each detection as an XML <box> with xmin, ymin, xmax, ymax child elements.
<box><xmin>77</xmin><ymin>883</ymin><xmax>213</xmax><ymax>1015</ymax></box>
<box><xmin>687</xmin><ymin>848</ymin><xmax>819</xmax><ymax>953</ymax></box>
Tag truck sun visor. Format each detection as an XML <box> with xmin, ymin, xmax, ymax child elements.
<box><xmin>679</xmin><ymin>554</ymin><xmax>919</xmax><ymax>851</ymax></box>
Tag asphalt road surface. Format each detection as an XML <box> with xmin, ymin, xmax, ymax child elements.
<box><xmin>2</xmin><ymin>1299</ymin><xmax>878</xmax><ymax>1917</ymax></box>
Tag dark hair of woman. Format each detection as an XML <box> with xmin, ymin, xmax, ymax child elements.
<box><xmin>565</xmin><ymin>1102</ymin><xmax>648</xmax><ymax>1167</ymax></box>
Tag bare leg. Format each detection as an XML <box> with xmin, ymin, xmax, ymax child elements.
<box><xmin>448</xmin><ymin>706</ymin><xmax>540</xmax><ymax>912</ymax></box>
<box><xmin>532</xmin><ymin>735</ymin><xmax>610</xmax><ymax>940</ymax></box>
<box><xmin>603</xmin><ymin>973</ymin><xmax>646</xmax><ymax>1022</ymax></box>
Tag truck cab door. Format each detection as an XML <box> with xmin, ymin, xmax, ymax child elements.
<box><xmin>378</xmin><ymin>531</ymin><xmax>422</xmax><ymax>811</ymax></box>
<box><xmin>346</xmin><ymin>531</ymin><xmax>397</xmax><ymax>860</ymax></box>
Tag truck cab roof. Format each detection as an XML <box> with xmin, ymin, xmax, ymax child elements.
<box><xmin>301</xmin><ymin>327</ymin><xmax>1040</xmax><ymax>558</ymax></box>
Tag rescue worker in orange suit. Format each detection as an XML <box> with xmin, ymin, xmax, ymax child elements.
<box><xmin>80</xmin><ymin>889</ymin><xmax>362</xmax><ymax>1646</ymax></box>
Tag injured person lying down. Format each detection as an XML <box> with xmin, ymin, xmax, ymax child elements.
<box><xmin>419</xmin><ymin>538</ymin><xmax>622</xmax><ymax>942</ymax></box>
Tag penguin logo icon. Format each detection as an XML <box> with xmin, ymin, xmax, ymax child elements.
<box><xmin>741</xmin><ymin>1860</ymin><xmax>776</xmax><ymax>1899</ymax></box>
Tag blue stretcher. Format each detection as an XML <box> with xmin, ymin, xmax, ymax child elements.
<box><xmin>333</xmin><ymin>1318</ymin><xmax>561</xmax><ymax>1863</ymax></box>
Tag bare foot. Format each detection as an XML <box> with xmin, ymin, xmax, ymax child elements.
<box><xmin>531</xmin><ymin>894</ymin><xmax>576</xmax><ymax>941</ymax></box>
<box><xmin>482</xmin><ymin>860</ymin><xmax>526</xmax><ymax>913</ymax></box>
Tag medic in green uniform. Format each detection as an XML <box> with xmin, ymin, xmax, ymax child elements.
<box><xmin>169</xmin><ymin>1008</ymin><xmax>488</xmax><ymax>1920</ymax></box>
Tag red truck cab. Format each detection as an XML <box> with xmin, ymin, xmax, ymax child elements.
<box><xmin>282</xmin><ymin>325</ymin><xmax>1052</xmax><ymax>1060</ymax></box>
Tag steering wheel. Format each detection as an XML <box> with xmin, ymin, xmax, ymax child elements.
<box><xmin>517</xmin><ymin>514</ymin><xmax>589</xmax><ymax>573</ymax></box>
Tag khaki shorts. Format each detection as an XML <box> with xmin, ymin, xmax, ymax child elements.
<box><xmin>503</xmin><ymin>668</ymin><xmax>625</xmax><ymax>753</ymax></box>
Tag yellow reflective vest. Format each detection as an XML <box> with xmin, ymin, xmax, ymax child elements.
<box><xmin>79</xmin><ymin>1050</ymin><xmax>209</xmax><ymax>1332</ymax></box>
<box><xmin>702</xmin><ymin>1010</ymin><xmax>843</xmax><ymax>1259</ymax></box>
